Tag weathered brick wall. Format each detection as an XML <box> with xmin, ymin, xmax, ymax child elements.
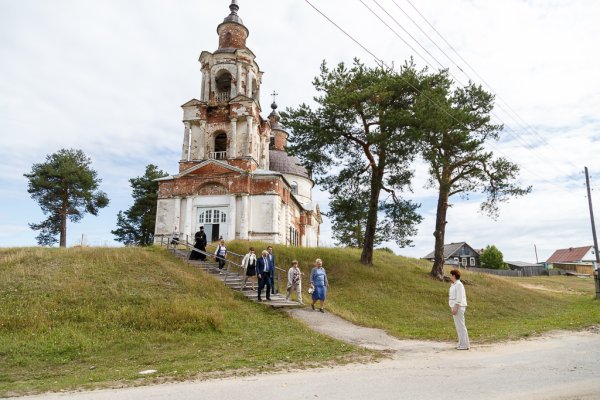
<box><xmin>272</xmin><ymin>130</ymin><xmax>287</xmax><ymax>151</ymax></box>
<box><xmin>218</xmin><ymin>23</ymin><xmax>248</xmax><ymax>49</ymax></box>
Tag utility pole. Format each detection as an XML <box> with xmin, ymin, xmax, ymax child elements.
<box><xmin>534</xmin><ymin>244</ymin><xmax>539</xmax><ymax>264</ymax></box>
<box><xmin>584</xmin><ymin>167</ymin><xmax>600</xmax><ymax>299</ymax></box>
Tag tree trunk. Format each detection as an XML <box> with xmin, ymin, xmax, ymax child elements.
<box><xmin>59</xmin><ymin>192</ymin><xmax>68</xmax><ymax>248</ymax></box>
<box><xmin>431</xmin><ymin>182</ymin><xmax>450</xmax><ymax>280</ymax></box>
<box><xmin>361</xmin><ymin>167</ymin><xmax>384</xmax><ymax>265</ymax></box>
<box><xmin>59</xmin><ymin>211</ymin><xmax>67</xmax><ymax>248</ymax></box>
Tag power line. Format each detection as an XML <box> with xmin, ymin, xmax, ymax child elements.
<box><xmin>302</xmin><ymin>0</ymin><xmax>573</xmax><ymax>193</ymax></box>
<box><xmin>304</xmin><ymin>0</ymin><xmax>386</xmax><ymax>67</ymax></box>
<box><xmin>397</xmin><ymin>0</ymin><xmax>582</xmax><ymax>173</ymax></box>
<box><xmin>358</xmin><ymin>0</ymin><xmax>572</xmax><ymax>178</ymax></box>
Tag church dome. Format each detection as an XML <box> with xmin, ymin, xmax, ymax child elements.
<box><xmin>269</xmin><ymin>150</ymin><xmax>310</xmax><ymax>179</ymax></box>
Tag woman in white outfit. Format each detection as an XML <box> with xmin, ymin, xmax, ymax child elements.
<box><xmin>449</xmin><ymin>269</ymin><xmax>470</xmax><ymax>350</ymax></box>
<box><xmin>286</xmin><ymin>260</ymin><xmax>303</xmax><ymax>304</ymax></box>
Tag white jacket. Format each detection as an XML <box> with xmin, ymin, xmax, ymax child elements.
<box><xmin>449</xmin><ymin>280</ymin><xmax>468</xmax><ymax>307</ymax></box>
<box><xmin>241</xmin><ymin>253</ymin><xmax>256</xmax><ymax>269</ymax></box>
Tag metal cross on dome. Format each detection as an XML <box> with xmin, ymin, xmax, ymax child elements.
<box><xmin>271</xmin><ymin>90</ymin><xmax>279</xmax><ymax>104</ymax></box>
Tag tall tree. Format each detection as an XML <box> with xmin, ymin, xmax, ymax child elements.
<box><xmin>112</xmin><ymin>164</ymin><xmax>168</xmax><ymax>246</ymax></box>
<box><xmin>326</xmin><ymin>173</ymin><xmax>383</xmax><ymax>248</ymax></box>
<box><xmin>417</xmin><ymin>73</ymin><xmax>531</xmax><ymax>279</ymax></box>
<box><xmin>24</xmin><ymin>149</ymin><xmax>109</xmax><ymax>247</ymax></box>
<box><xmin>282</xmin><ymin>59</ymin><xmax>426</xmax><ymax>265</ymax></box>
<box><xmin>479</xmin><ymin>245</ymin><xmax>505</xmax><ymax>269</ymax></box>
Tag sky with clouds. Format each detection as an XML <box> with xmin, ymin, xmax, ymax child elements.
<box><xmin>1</xmin><ymin>0</ymin><xmax>599</xmax><ymax>263</ymax></box>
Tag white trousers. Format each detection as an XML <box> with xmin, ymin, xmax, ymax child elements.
<box><xmin>286</xmin><ymin>283</ymin><xmax>302</xmax><ymax>303</ymax></box>
<box><xmin>452</xmin><ymin>307</ymin><xmax>470</xmax><ymax>349</ymax></box>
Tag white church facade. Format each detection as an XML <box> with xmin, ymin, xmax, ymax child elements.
<box><xmin>154</xmin><ymin>0</ymin><xmax>321</xmax><ymax>246</ymax></box>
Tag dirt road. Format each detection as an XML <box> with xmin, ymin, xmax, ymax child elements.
<box><xmin>10</xmin><ymin>310</ymin><xmax>600</xmax><ymax>400</ymax></box>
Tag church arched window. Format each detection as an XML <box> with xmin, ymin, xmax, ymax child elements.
<box><xmin>290</xmin><ymin>181</ymin><xmax>298</xmax><ymax>195</ymax></box>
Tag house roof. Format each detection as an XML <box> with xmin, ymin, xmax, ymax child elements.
<box><xmin>546</xmin><ymin>246</ymin><xmax>593</xmax><ymax>263</ymax></box>
<box><xmin>505</xmin><ymin>261</ymin><xmax>539</xmax><ymax>268</ymax></box>
<box><xmin>423</xmin><ymin>242</ymin><xmax>476</xmax><ymax>259</ymax></box>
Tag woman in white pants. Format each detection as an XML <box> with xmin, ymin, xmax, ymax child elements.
<box><xmin>286</xmin><ymin>260</ymin><xmax>303</xmax><ymax>304</ymax></box>
<box><xmin>449</xmin><ymin>269</ymin><xmax>470</xmax><ymax>350</ymax></box>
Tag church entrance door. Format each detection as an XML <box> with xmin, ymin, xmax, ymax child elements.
<box><xmin>197</xmin><ymin>207</ymin><xmax>228</xmax><ymax>242</ymax></box>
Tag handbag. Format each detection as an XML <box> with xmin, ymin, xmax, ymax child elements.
<box><xmin>308</xmin><ymin>285</ymin><xmax>314</xmax><ymax>294</ymax></box>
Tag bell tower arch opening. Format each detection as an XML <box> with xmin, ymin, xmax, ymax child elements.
<box><xmin>213</xmin><ymin>131</ymin><xmax>228</xmax><ymax>159</ymax></box>
<box><xmin>214</xmin><ymin>70</ymin><xmax>232</xmax><ymax>102</ymax></box>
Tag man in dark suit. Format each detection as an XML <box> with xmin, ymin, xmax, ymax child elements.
<box><xmin>257</xmin><ymin>250</ymin><xmax>272</xmax><ymax>301</ymax></box>
<box><xmin>267</xmin><ymin>246</ymin><xmax>276</xmax><ymax>295</ymax></box>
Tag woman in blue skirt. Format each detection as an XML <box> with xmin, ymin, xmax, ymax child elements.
<box><xmin>310</xmin><ymin>258</ymin><xmax>329</xmax><ymax>313</ymax></box>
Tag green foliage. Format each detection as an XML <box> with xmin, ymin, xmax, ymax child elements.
<box><xmin>112</xmin><ymin>164</ymin><xmax>168</xmax><ymax>246</ymax></box>
<box><xmin>0</xmin><ymin>247</ymin><xmax>367</xmax><ymax>395</ymax></box>
<box><xmin>23</xmin><ymin>149</ymin><xmax>109</xmax><ymax>247</ymax></box>
<box><xmin>415</xmin><ymin>71</ymin><xmax>531</xmax><ymax>278</ymax></box>
<box><xmin>281</xmin><ymin>59</ymin><xmax>425</xmax><ymax>263</ymax></box>
<box><xmin>480</xmin><ymin>245</ymin><xmax>506</xmax><ymax>269</ymax></box>
<box><xmin>226</xmin><ymin>241</ymin><xmax>600</xmax><ymax>343</ymax></box>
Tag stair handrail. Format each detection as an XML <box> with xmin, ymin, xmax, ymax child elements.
<box><xmin>157</xmin><ymin>234</ymin><xmax>286</xmax><ymax>293</ymax></box>
<box><xmin>156</xmin><ymin>234</ymin><xmax>246</xmax><ymax>290</ymax></box>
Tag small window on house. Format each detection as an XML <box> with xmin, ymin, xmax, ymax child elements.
<box><xmin>470</xmin><ymin>257</ymin><xmax>475</xmax><ymax>266</ymax></box>
<box><xmin>290</xmin><ymin>181</ymin><xmax>298</xmax><ymax>195</ymax></box>
<box><xmin>461</xmin><ymin>257</ymin><xmax>467</xmax><ymax>267</ymax></box>
<box><xmin>270</xmin><ymin>135</ymin><xmax>275</xmax><ymax>148</ymax></box>
<box><xmin>453</xmin><ymin>257</ymin><xmax>459</xmax><ymax>264</ymax></box>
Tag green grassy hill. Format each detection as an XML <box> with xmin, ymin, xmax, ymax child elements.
<box><xmin>227</xmin><ymin>241</ymin><xmax>600</xmax><ymax>342</ymax></box>
<box><xmin>0</xmin><ymin>247</ymin><xmax>366</xmax><ymax>396</ymax></box>
<box><xmin>1</xmin><ymin>244</ymin><xmax>598</xmax><ymax>396</ymax></box>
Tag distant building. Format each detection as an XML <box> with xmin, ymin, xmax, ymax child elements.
<box><xmin>546</xmin><ymin>246</ymin><xmax>595</xmax><ymax>264</ymax></box>
<box><xmin>505</xmin><ymin>261</ymin><xmax>540</xmax><ymax>270</ymax></box>
<box><xmin>423</xmin><ymin>242</ymin><xmax>480</xmax><ymax>268</ymax></box>
<box><xmin>154</xmin><ymin>1</ymin><xmax>321</xmax><ymax>246</ymax></box>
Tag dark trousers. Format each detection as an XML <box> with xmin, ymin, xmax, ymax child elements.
<box><xmin>270</xmin><ymin>274</ymin><xmax>275</xmax><ymax>294</ymax></box>
<box><xmin>258</xmin><ymin>273</ymin><xmax>271</xmax><ymax>300</ymax></box>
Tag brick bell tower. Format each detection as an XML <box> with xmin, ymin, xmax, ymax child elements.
<box><xmin>154</xmin><ymin>1</ymin><xmax>321</xmax><ymax>246</ymax></box>
<box><xmin>179</xmin><ymin>0</ymin><xmax>269</xmax><ymax>172</ymax></box>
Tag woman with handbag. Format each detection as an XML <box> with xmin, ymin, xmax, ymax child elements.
<box><xmin>310</xmin><ymin>258</ymin><xmax>328</xmax><ymax>313</ymax></box>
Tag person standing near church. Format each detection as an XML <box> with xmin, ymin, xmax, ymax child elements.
<box><xmin>189</xmin><ymin>227</ymin><xmax>207</xmax><ymax>261</ymax></box>
<box><xmin>241</xmin><ymin>247</ymin><xmax>257</xmax><ymax>290</ymax></box>
<box><xmin>267</xmin><ymin>245</ymin><xmax>276</xmax><ymax>295</ymax></box>
<box><xmin>256</xmin><ymin>250</ymin><xmax>272</xmax><ymax>301</ymax></box>
<box><xmin>197</xmin><ymin>226</ymin><xmax>207</xmax><ymax>261</ymax></box>
<box><xmin>214</xmin><ymin>239</ymin><xmax>227</xmax><ymax>273</ymax></box>
<box><xmin>170</xmin><ymin>225</ymin><xmax>179</xmax><ymax>246</ymax></box>
<box><xmin>449</xmin><ymin>269</ymin><xmax>470</xmax><ymax>350</ymax></box>
<box><xmin>286</xmin><ymin>260</ymin><xmax>303</xmax><ymax>304</ymax></box>
<box><xmin>310</xmin><ymin>258</ymin><xmax>328</xmax><ymax>313</ymax></box>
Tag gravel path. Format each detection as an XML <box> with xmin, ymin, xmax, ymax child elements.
<box><xmin>9</xmin><ymin>309</ymin><xmax>600</xmax><ymax>400</ymax></box>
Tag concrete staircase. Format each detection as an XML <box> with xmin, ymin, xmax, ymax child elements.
<box><xmin>171</xmin><ymin>249</ymin><xmax>302</xmax><ymax>309</ymax></box>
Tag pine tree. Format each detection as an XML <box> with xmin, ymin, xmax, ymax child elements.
<box><xmin>24</xmin><ymin>149</ymin><xmax>109</xmax><ymax>247</ymax></box>
<box><xmin>112</xmin><ymin>164</ymin><xmax>168</xmax><ymax>246</ymax></box>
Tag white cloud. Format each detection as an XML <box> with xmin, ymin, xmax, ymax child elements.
<box><xmin>1</xmin><ymin>0</ymin><xmax>599</xmax><ymax>261</ymax></box>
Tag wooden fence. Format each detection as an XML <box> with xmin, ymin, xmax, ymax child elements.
<box><xmin>467</xmin><ymin>266</ymin><xmax>548</xmax><ymax>277</ymax></box>
<box><xmin>467</xmin><ymin>267</ymin><xmax>523</xmax><ymax>277</ymax></box>
<box><xmin>551</xmin><ymin>263</ymin><xmax>594</xmax><ymax>275</ymax></box>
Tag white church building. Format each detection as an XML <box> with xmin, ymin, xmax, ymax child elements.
<box><xmin>154</xmin><ymin>0</ymin><xmax>321</xmax><ymax>246</ymax></box>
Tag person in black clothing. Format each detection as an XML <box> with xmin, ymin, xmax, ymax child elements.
<box><xmin>189</xmin><ymin>227</ymin><xmax>207</xmax><ymax>260</ymax></box>
<box><xmin>256</xmin><ymin>250</ymin><xmax>272</xmax><ymax>301</ymax></box>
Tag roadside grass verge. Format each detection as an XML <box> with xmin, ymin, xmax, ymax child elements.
<box><xmin>0</xmin><ymin>247</ymin><xmax>369</xmax><ymax>397</ymax></box>
<box><xmin>228</xmin><ymin>241</ymin><xmax>600</xmax><ymax>343</ymax></box>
